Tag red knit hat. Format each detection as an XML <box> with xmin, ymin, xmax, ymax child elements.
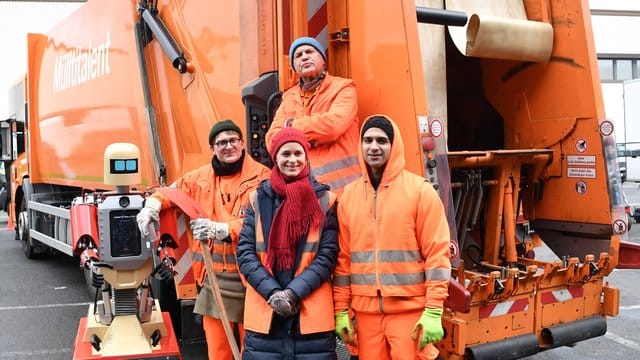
<box><xmin>269</xmin><ymin>127</ymin><xmax>310</xmax><ymax>161</ymax></box>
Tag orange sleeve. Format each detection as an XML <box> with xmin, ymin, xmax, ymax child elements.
<box><xmin>416</xmin><ymin>181</ymin><xmax>452</xmax><ymax>310</ymax></box>
<box><xmin>333</xmin><ymin>198</ymin><xmax>353</xmax><ymax>312</ymax></box>
<box><xmin>292</xmin><ymin>84</ymin><xmax>358</xmax><ymax>145</ymax></box>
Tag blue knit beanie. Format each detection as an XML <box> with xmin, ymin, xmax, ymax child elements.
<box><xmin>289</xmin><ymin>37</ymin><xmax>326</xmax><ymax>69</ymax></box>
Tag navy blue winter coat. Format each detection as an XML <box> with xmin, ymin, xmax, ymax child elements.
<box><xmin>237</xmin><ymin>177</ymin><xmax>338</xmax><ymax>360</ymax></box>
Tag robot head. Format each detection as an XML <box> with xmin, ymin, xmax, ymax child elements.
<box><xmin>103</xmin><ymin>143</ymin><xmax>141</xmax><ymax>186</ymax></box>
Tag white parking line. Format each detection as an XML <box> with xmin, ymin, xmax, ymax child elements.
<box><xmin>605</xmin><ymin>332</ymin><xmax>640</xmax><ymax>351</ymax></box>
<box><xmin>0</xmin><ymin>348</ymin><xmax>68</xmax><ymax>358</ymax></box>
<box><xmin>0</xmin><ymin>302</ymin><xmax>90</xmax><ymax>311</ymax></box>
<box><xmin>620</xmin><ymin>304</ymin><xmax>640</xmax><ymax>310</ymax></box>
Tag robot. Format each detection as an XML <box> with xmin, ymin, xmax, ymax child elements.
<box><xmin>71</xmin><ymin>143</ymin><xmax>181</xmax><ymax>359</ymax></box>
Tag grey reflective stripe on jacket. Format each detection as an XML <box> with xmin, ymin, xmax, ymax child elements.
<box><xmin>332</xmin><ymin>248</ymin><xmax>451</xmax><ymax>287</ymax></box>
<box><xmin>351</xmin><ymin>250</ymin><xmax>423</xmax><ymax>263</ymax></box>
<box><xmin>191</xmin><ymin>248</ymin><xmax>237</xmax><ymax>265</ymax></box>
<box><xmin>344</xmin><ymin>269</ymin><xmax>449</xmax><ymax>286</ymax></box>
<box><xmin>312</xmin><ymin>155</ymin><xmax>359</xmax><ymax>190</ymax></box>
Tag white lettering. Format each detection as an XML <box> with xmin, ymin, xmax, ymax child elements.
<box><xmin>53</xmin><ymin>32</ymin><xmax>112</xmax><ymax>92</ymax></box>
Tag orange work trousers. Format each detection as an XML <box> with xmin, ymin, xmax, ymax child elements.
<box><xmin>355</xmin><ymin>310</ymin><xmax>439</xmax><ymax>360</ymax></box>
<box><xmin>203</xmin><ymin>315</ymin><xmax>245</xmax><ymax>360</ymax></box>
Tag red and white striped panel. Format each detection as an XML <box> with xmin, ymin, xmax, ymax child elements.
<box><xmin>540</xmin><ymin>286</ymin><xmax>584</xmax><ymax>305</ymax></box>
<box><xmin>307</xmin><ymin>0</ymin><xmax>328</xmax><ymax>51</ymax></box>
<box><xmin>173</xmin><ymin>213</ymin><xmax>195</xmax><ymax>287</ymax></box>
<box><xmin>479</xmin><ymin>298</ymin><xmax>529</xmax><ymax>319</ymax></box>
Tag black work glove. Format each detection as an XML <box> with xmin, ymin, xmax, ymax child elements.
<box><xmin>267</xmin><ymin>289</ymin><xmax>300</xmax><ymax>318</ymax></box>
<box><xmin>152</xmin><ymin>257</ymin><xmax>177</xmax><ymax>281</ymax></box>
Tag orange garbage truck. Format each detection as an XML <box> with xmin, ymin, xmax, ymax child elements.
<box><xmin>4</xmin><ymin>0</ymin><xmax>640</xmax><ymax>358</ymax></box>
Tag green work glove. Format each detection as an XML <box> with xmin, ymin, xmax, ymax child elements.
<box><xmin>335</xmin><ymin>311</ymin><xmax>356</xmax><ymax>345</ymax></box>
<box><xmin>411</xmin><ymin>308</ymin><xmax>444</xmax><ymax>350</ymax></box>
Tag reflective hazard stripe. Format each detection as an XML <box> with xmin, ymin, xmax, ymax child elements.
<box><xmin>541</xmin><ymin>286</ymin><xmax>584</xmax><ymax>305</ymax></box>
<box><xmin>174</xmin><ymin>213</ymin><xmax>194</xmax><ymax>286</ymax></box>
<box><xmin>352</xmin><ymin>250</ymin><xmax>423</xmax><ymax>263</ymax></box>
<box><xmin>211</xmin><ymin>253</ymin><xmax>237</xmax><ymax>264</ymax></box>
<box><xmin>307</xmin><ymin>0</ymin><xmax>328</xmax><ymax>50</ymax></box>
<box><xmin>479</xmin><ymin>298</ymin><xmax>529</xmax><ymax>319</ymax></box>
<box><xmin>313</xmin><ymin>156</ymin><xmax>360</xmax><ymax>191</ymax></box>
<box><xmin>313</xmin><ymin>156</ymin><xmax>359</xmax><ymax>176</ymax></box>
<box><xmin>326</xmin><ymin>174</ymin><xmax>361</xmax><ymax>192</ymax></box>
<box><xmin>333</xmin><ymin>274</ymin><xmax>350</xmax><ymax>287</ymax></box>
<box><xmin>333</xmin><ymin>269</ymin><xmax>451</xmax><ymax>286</ymax></box>
<box><xmin>425</xmin><ymin>268</ymin><xmax>450</xmax><ymax>281</ymax></box>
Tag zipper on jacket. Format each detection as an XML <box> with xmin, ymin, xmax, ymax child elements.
<box><xmin>377</xmin><ymin>290</ymin><xmax>384</xmax><ymax>313</ymax></box>
<box><xmin>373</xmin><ymin>189</ymin><xmax>381</xmax><ymax>292</ymax></box>
<box><xmin>373</xmin><ymin>190</ymin><xmax>377</xmax><ymax>220</ymax></box>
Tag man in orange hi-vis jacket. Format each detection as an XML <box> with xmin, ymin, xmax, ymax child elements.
<box><xmin>136</xmin><ymin>119</ymin><xmax>270</xmax><ymax>360</ymax></box>
<box><xmin>266</xmin><ymin>36</ymin><xmax>360</xmax><ymax>195</ymax></box>
<box><xmin>333</xmin><ymin>115</ymin><xmax>452</xmax><ymax>360</ymax></box>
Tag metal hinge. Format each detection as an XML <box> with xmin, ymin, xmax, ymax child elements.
<box><xmin>330</xmin><ymin>28</ymin><xmax>350</xmax><ymax>43</ymax></box>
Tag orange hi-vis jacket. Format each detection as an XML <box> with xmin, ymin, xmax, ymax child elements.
<box><xmin>151</xmin><ymin>156</ymin><xmax>270</xmax><ymax>286</ymax></box>
<box><xmin>238</xmin><ymin>184</ymin><xmax>338</xmax><ymax>335</ymax></box>
<box><xmin>266</xmin><ymin>74</ymin><xmax>360</xmax><ymax>194</ymax></box>
<box><xmin>333</xmin><ymin>117</ymin><xmax>452</xmax><ymax>314</ymax></box>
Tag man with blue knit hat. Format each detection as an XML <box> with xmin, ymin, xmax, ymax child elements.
<box><xmin>266</xmin><ymin>36</ymin><xmax>360</xmax><ymax>196</ymax></box>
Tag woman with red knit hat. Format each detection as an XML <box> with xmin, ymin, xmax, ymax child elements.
<box><xmin>237</xmin><ymin>127</ymin><xmax>338</xmax><ymax>359</ymax></box>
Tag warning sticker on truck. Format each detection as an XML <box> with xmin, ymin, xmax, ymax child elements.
<box><xmin>567</xmin><ymin>155</ymin><xmax>596</xmax><ymax>166</ymax></box>
<box><xmin>567</xmin><ymin>168</ymin><xmax>596</xmax><ymax>178</ymax></box>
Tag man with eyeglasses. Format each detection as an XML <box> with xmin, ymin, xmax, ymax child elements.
<box><xmin>136</xmin><ymin>119</ymin><xmax>270</xmax><ymax>359</ymax></box>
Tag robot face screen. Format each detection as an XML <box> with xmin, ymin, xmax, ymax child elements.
<box><xmin>109</xmin><ymin>210</ymin><xmax>141</xmax><ymax>257</ymax></box>
<box><xmin>110</xmin><ymin>159</ymin><xmax>138</xmax><ymax>174</ymax></box>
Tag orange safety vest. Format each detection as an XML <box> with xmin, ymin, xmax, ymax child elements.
<box><xmin>243</xmin><ymin>190</ymin><xmax>336</xmax><ymax>335</ymax></box>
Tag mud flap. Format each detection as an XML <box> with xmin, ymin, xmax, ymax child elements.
<box><xmin>541</xmin><ymin>316</ymin><xmax>606</xmax><ymax>348</ymax></box>
<box><xmin>464</xmin><ymin>333</ymin><xmax>539</xmax><ymax>360</ymax></box>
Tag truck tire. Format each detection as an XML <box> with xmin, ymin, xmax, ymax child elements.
<box><xmin>18</xmin><ymin>198</ymin><xmax>35</xmax><ymax>259</ymax></box>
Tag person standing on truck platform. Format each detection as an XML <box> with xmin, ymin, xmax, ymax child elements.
<box><xmin>266</xmin><ymin>36</ymin><xmax>360</xmax><ymax>195</ymax></box>
<box><xmin>136</xmin><ymin>119</ymin><xmax>270</xmax><ymax>360</ymax></box>
<box><xmin>332</xmin><ymin>115</ymin><xmax>452</xmax><ymax>360</ymax></box>
<box><xmin>237</xmin><ymin>127</ymin><xmax>339</xmax><ymax>359</ymax></box>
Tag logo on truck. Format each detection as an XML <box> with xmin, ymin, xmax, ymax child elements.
<box><xmin>53</xmin><ymin>32</ymin><xmax>112</xmax><ymax>92</ymax></box>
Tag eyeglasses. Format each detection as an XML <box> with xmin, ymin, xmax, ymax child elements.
<box><xmin>214</xmin><ymin>137</ymin><xmax>241</xmax><ymax>148</ymax></box>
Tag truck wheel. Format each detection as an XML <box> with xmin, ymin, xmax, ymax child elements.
<box><xmin>18</xmin><ymin>198</ymin><xmax>35</xmax><ymax>259</ymax></box>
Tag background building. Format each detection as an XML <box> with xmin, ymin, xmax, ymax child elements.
<box><xmin>590</xmin><ymin>0</ymin><xmax>640</xmax><ymax>181</ymax></box>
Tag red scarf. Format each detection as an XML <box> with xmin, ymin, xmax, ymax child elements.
<box><xmin>266</xmin><ymin>163</ymin><xmax>325</xmax><ymax>271</ymax></box>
